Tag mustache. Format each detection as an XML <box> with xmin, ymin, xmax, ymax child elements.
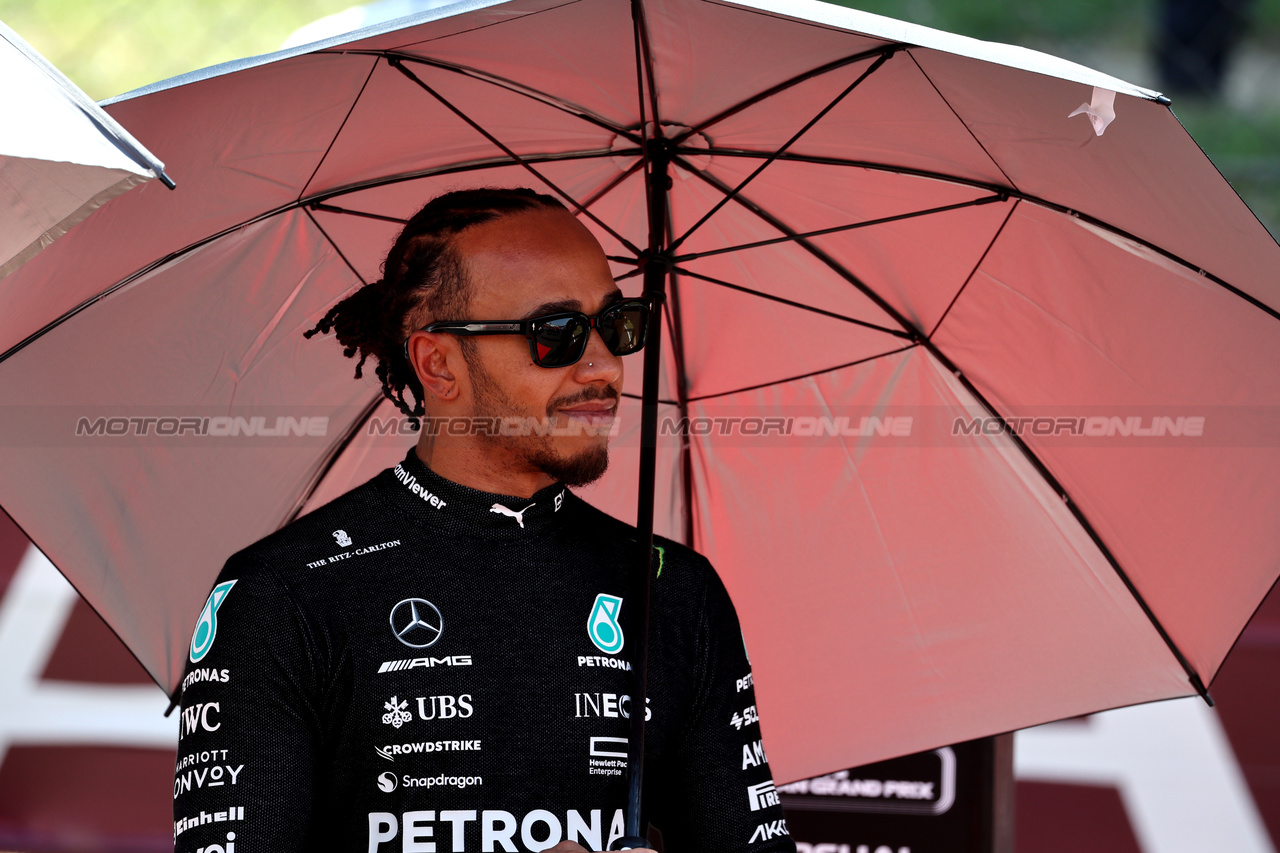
<box><xmin>546</xmin><ymin>385</ymin><xmax>620</xmax><ymax>416</ymax></box>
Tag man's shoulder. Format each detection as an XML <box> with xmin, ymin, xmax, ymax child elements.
<box><xmin>569</xmin><ymin>491</ymin><xmax>715</xmax><ymax>579</ymax></box>
<box><xmin>223</xmin><ymin>469</ymin><xmax>394</xmax><ymax>579</ymax></box>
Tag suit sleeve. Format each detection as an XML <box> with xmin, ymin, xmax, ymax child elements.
<box><xmin>173</xmin><ymin>553</ymin><xmax>322</xmax><ymax>852</ymax></box>
<box><xmin>653</xmin><ymin>565</ymin><xmax>796</xmax><ymax>853</ymax></box>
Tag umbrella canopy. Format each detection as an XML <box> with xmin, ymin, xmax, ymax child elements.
<box><xmin>0</xmin><ymin>0</ymin><xmax>1278</xmax><ymax>786</ymax></box>
<box><xmin>0</xmin><ymin>20</ymin><xmax>172</xmax><ymax>278</ymax></box>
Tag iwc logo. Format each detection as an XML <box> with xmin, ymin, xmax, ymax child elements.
<box><xmin>390</xmin><ymin>598</ymin><xmax>443</xmax><ymax>648</ymax></box>
<box><xmin>189</xmin><ymin>580</ymin><xmax>236</xmax><ymax>664</ymax></box>
<box><xmin>587</xmin><ymin>594</ymin><xmax>624</xmax><ymax>655</ymax></box>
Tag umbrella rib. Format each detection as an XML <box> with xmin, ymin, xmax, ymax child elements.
<box><xmin>633</xmin><ymin>0</ymin><xmax>662</xmax><ymax>137</ymax></box>
<box><xmin>677</xmin><ymin>154</ymin><xmax>1280</xmax><ymax>327</ymax></box>
<box><xmin>929</xmin><ymin>352</ymin><xmax>1215</xmax><ymax>704</ymax></box>
<box><xmin>582</xmin><ymin>157</ymin><xmax>646</xmax><ymax>210</ymax></box>
<box><xmin>283</xmin><ymin>394</ymin><xmax>388</xmax><ymax>527</ymax></box>
<box><xmin>907</xmin><ymin>51</ymin><xmax>1017</xmax><ymax>190</ymax></box>
<box><xmin>668</xmin><ymin>50</ymin><xmax>897</xmax><ymax>254</ymax></box>
<box><xmin>927</xmin><ymin>200</ymin><xmax>1019</xmax><ymax>339</ymax></box>
<box><xmin>305</xmin><ymin>207</ymin><xmax>371</xmax><ymax>287</ymax></box>
<box><xmin>334</xmin><ymin>49</ymin><xmax>637</xmax><ymax>141</ymax></box>
<box><xmin>685</xmin><ymin>344</ymin><xmax>918</xmax><ymax>402</ymax></box>
<box><xmin>306</xmin><ymin>150</ymin><xmax>627</xmax><ymax>205</ymax></box>
<box><xmin>675</xmin><ymin>159</ymin><xmax>924</xmax><ymax>339</ymax></box>
<box><xmin>676</xmin><ymin>159</ymin><xmax>1220</xmax><ymax>701</ymax></box>
<box><xmin>630</xmin><ymin>0</ymin><xmax>657</xmax><ymax>232</ymax></box>
<box><xmin>630</xmin><ymin>0</ymin><xmax>672</xmax><ymax>296</ymax></box>
<box><xmin>1024</xmin><ymin>197</ymin><xmax>1280</xmax><ymax>324</ymax></box>
<box><xmin>672</xmin><ymin>193</ymin><xmax>1009</xmax><ymax>262</ymax></box>
<box><xmin>674</xmin><ymin>268</ymin><xmax>911</xmax><ymax>337</ymax></box>
<box><xmin>671</xmin><ymin>44</ymin><xmax>906</xmax><ymax>144</ymax></box>
<box><xmin>0</xmin><ymin>508</ymin><xmax>172</xmax><ymax>699</ymax></box>
<box><xmin>310</xmin><ymin>203</ymin><xmax>409</xmax><ymax>226</ymax></box>
<box><xmin>387</xmin><ymin>57</ymin><xmax>643</xmax><ymax>256</ymax></box>
<box><xmin>686</xmin><ymin>149</ymin><xmax>1280</xmax><ymax>322</ymax></box>
<box><xmin>695</xmin><ymin>147</ymin><xmax>1014</xmax><ymax>195</ymax></box>
<box><xmin>679</xmin><ymin>161</ymin><xmax>1217</xmax><ymax>700</ymax></box>
<box><xmin>0</xmin><ymin>152</ymin><xmax>639</xmax><ymax>368</ymax></box>
<box><xmin>298</xmin><ymin>57</ymin><xmax>380</xmax><ymax>202</ymax></box>
<box><xmin>621</xmin><ymin>392</ymin><xmax>680</xmax><ymax>406</ymax></box>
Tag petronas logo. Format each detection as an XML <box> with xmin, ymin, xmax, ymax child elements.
<box><xmin>189</xmin><ymin>580</ymin><xmax>237</xmax><ymax>663</ymax></box>
<box><xmin>587</xmin><ymin>593</ymin><xmax>624</xmax><ymax>655</ymax></box>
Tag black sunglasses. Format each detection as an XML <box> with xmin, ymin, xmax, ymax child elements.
<box><xmin>406</xmin><ymin>298</ymin><xmax>652</xmax><ymax>368</ymax></box>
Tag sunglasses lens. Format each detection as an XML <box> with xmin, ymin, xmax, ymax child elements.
<box><xmin>599</xmin><ymin>301</ymin><xmax>649</xmax><ymax>356</ymax></box>
<box><xmin>526</xmin><ymin>301</ymin><xmax>649</xmax><ymax>367</ymax></box>
<box><xmin>531</xmin><ymin>316</ymin><xmax>590</xmax><ymax>366</ymax></box>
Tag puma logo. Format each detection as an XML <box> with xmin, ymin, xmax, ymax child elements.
<box><xmin>490</xmin><ymin>502</ymin><xmax>535</xmax><ymax>528</ymax></box>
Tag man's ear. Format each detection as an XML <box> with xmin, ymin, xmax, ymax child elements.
<box><xmin>407</xmin><ymin>332</ymin><xmax>460</xmax><ymax>402</ymax></box>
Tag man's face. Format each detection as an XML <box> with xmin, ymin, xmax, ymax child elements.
<box><xmin>451</xmin><ymin>207</ymin><xmax>626</xmax><ymax>486</ymax></box>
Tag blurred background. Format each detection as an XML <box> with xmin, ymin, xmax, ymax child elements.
<box><xmin>0</xmin><ymin>0</ymin><xmax>1276</xmax><ymax>851</ymax></box>
<box><xmin>2</xmin><ymin>0</ymin><xmax>1276</xmax><ymax>235</ymax></box>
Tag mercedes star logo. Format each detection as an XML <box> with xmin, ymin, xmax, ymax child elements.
<box><xmin>390</xmin><ymin>598</ymin><xmax>443</xmax><ymax>649</ymax></box>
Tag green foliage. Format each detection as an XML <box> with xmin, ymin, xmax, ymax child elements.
<box><xmin>3</xmin><ymin>0</ymin><xmax>1276</xmax><ymax>235</ymax></box>
<box><xmin>1174</xmin><ymin>104</ymin><xmax>1280</xmax><ymax>233</ymax></box>
<box><xmin>1177</xmin><ymin>102</ymin><xmax>1280</xmax><ymax>158</ymax></box>
<box><xmin>824</xmin><ymin>0</ymin><xmax>1153</xmax><ymax>45</ymax></box>
<box><xmin>827</xmin><ymin>0</ymin><xmax>1279</xmax><ymax>46</ymax></box>
<box><xmin>0</xmin><ymin>0</ymin><xmax>357</xmax><ymax>100</ymax></box>
<box><xmin>1257</xmin><ymin>0</ymin><xmax>1280</xmax><ymax>44</ymax></box>
<box><xmin>825</xmin><ymin>0</ymin><xmax>1280</xmax><ymax>235</ymax></box>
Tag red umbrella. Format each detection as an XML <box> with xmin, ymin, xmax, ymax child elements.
<box><xmin>0</xmin><ymin>0</ymin><xmax>1277</xmax><ymax>808</ymax></box>
<box><xmin>0</xmin><ymin>19</ymin><xmax>171</xmax><ymax>278</ymax></box>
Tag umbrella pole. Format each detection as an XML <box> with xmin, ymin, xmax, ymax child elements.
<box><xmin>616</xmin><ymin>139</ymin><xmax>672</xmax><ymax>850</ymax></box>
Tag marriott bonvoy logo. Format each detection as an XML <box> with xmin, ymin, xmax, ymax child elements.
<box><xmin>393</xmin><ymin>464</ymin><xmax>448</xmax><ymax>509</ymax></box>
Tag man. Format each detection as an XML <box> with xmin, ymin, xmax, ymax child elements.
<box><xmin>173</xmin><ymin>188</ymin><xmax>793</xmax><ymax>853</ymax></box>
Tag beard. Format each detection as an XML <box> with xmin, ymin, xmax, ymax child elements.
<box><xmin>467</xmin><ymin>351</ymin><xmax>612</xmax><ymax>487</ymax></box>
<box><xmin>530</xmin><ymin>441</ymin><xmax>609</xmax><ymax>488</ymax></box>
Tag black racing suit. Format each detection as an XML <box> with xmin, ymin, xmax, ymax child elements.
<box><xmin>174</xmin><ymin>450</ymin><xmax>794</xmax><ymax>853</ymax></box>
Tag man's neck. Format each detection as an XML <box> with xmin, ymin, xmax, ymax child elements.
<box><xmin>415</xmin><ymin>433</ymin><xmax>555</xmax><ymax>499</ymax></box>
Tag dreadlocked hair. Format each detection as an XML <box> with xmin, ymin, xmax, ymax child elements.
<box><xmin>304</xmin><ymin>187</ymin><xmax>567</xmax><ymax>430</ymax></box>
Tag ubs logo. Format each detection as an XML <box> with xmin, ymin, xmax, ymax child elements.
<box><xmin>390</xmin><ymin>598</ymin><xmax>443</xmax><ymax>648</ymax></box>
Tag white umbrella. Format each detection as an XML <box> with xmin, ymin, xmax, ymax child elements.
<box><xmin>0</xmin><ymin>0</ymin><xmax>1277</xmax><ymax>794</ymax></box>
<box><xmin>0</xmin><ymin>20</ymin><xmax>172</xmax><ymax>279</ymax></box>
